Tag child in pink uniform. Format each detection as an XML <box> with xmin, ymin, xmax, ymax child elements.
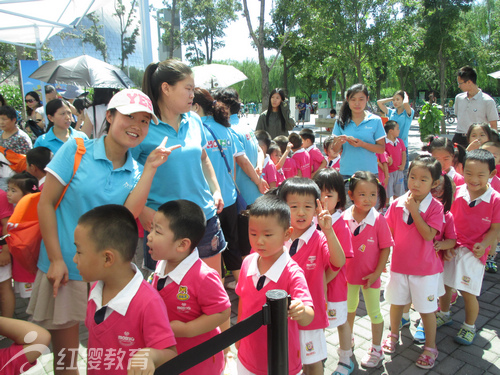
<box><xmin>384</xmin><ymin>155</ymin><xmax>444</xmax><ymax>370</ymax></box>
<box><xmin>424</xmin><ymin>136</ymin><xmax>466</xmax><ymax>187</ymax></box>
<box><xmin>236</xmin><ymin>194</ymin><xmax>314</xmax><ymax>375</ymax></box>
<box><xmin>7</xmin><ymin>173</ymin><xmax>40</xmax><ymax>299</ymax></box>
<box><xmin>384</xmin><ymin>121</ymin><xmax>407</xmax><ymax>201</ymax></box>
<box><xmin>147</xmin><ymin>200</ymin><xmax>231</xmax><ymax>375</ymax></box>
<box><xmin>289</xmin><ymin>133</ymin><xmax>311</xmax><ymax>178</ymax></box>
<box><xmin>323</xmin><ymin>136</ymin><xmax>341</xmax><ymax>171</ymax></box>
<box><xmin>313</xmin><ymin>169</ymin><xmax>355</xmax><ymax>375</ymax></box>
<box><xmin>465</xmin><ymin>122</ymin><xmax>494</xmax><ymax>151</ymax></box>
<box><xmin>74</xmin><ymin>205</ymin><xmax>177</xmax><ymax>374</ymax></box>
<box><xmin>274</xmin><ymin>136</ymin><xmax>299</xmax><ymax>179</ymax></box>
<box><xmin>279</xmin><ymin>177</ymin><xmax>346</xmax><ymax>375</ymax></box>
<box><xmin>443</xmin><ymin>150</ymin><xmax>500</xmax><ymax>345</ymax></box>
<box><xmin>266</xmin><ymin>143</ymin><xmax>285</xmax><ymax>187</ymax></box>
<box><xmin>377</xmin><ymin>152</ymin><xmax>389</xmax><ymax>189</ymax></box>
<box><xmin>300</xmin><ymin>128</ymin><xmax>327</xmax><ymax>178</ymax></box>
<box><xmin>343</xmin><ymin>172</ymin><xmax>393</xmax><ymax>369</ymax></box>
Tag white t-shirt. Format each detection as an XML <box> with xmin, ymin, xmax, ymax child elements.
<box><xmin>84</xmin><ymin>104</ymin><xmax>107</xmax><ymax>138</ymax></box>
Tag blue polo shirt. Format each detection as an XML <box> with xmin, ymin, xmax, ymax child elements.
<box><xmin>201</xmin><ymin>116</ymin><xmax>243</xmax><ymax>207</ymax></box>
<box><xmin>230</xmin><ymin>114</ymin><xmax>262</xmax><ymax>205</ymax></box>
<box><xmin>332</xmin><ymin>112</ymin><xmax>386</xmax><ymax>175</ymax></box>
<box><xmin>131</xmin><ymin>112</ymin><xmax>216</xmax><ymax>219</ymax></box>
<box><xmin>387</xmin><ymin>107</ymin><xmax>414</xmax><ymax>148</ymax></box>
<box><xmin>38</xmin><ymin>136</ymin><xmax>142</xmax><ymax>280</ymax></box>
<box><xmin>34</xmin><ymin>127</ymin><xmax>89</xmax><ymax>154</ymax></box>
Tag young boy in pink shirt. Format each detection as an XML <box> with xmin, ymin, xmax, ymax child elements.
<box><xmin>442</xmin><ymin>150</ymin><xmax>500</xmax><ymax>345</ymax></box>
<box><xmin>148</xmin><ymin>200</ymin><xmax>231</xmax><ymax>375</ymax></box>
<box><xmin>279</xmin><ymin>177</ymin><xmax>346</xmax><ymax>375</ymax></box>
<box><xmin>264</xmin><ymin>144</ymin><xmax>285</xmax><ymax>187</ymax></box>
<box><xmin>300</xmin><ymin>128</ymin><xmax>327</xmax><ymax>178</ymax></box>
<box><xmin>289</xmin><ymin>133</ymin><xmax>311</xmax><ymax>178</ymax></box>
<box><xmin>323</xmin><ymin>136</ymin><xmax>341</xmax><ymax>171</ymax></box>
<box><xmin>274</xmin><ymin>135</ymin><xmax>299</xmax><ymax>179</ymax></box>
<box><xmin>74</xmin><ymin>204</ymin><xmax>177</xmax><ymax>374</ymax></box>
<box><xmin>236</xmin><ymin>194</ymin><xmax>314</xmax><ymax>375</ymax></box>
<box><xmin>384</xmin><ymin>121</ymin><xmax>406</xmax><ymax>203</ymax></box>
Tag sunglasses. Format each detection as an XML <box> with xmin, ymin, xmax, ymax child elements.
<box><xmin>25</xmin><ymin>99</ymin><xmax>35</xmax><ymax>103</ymax></box>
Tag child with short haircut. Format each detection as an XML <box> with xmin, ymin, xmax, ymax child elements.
<box><xmin>384</xmin><ymin>156</ymin><xmax>445</xmax><ymax>369</ymax></box>
<box><xmin>313</xmin><ymin>169</ymin><xmax>355</xmax><ymax>374</ymax></box>
<box><xmin>26</xmin><ymin>146</ymin><xmax>52</xmax><ymax>190</ymax></box>
<box><xmin>279</xmin><ymin>177</ymin><xmax>346</xmax><ymax>375</ymax></box>
<box><xmin>289</xmin><ymin>132</ymin><xmax>311</xmax><ymax>178</ymax></box>
<box><xmin>384</xmin><ymin>120</ymin><xmax>406</xmax><ymax>202</ymax></box>
<box><xmin>264</xmin><ymin>143</ymin><xmax>285</xmax><ymax>188</ymax></box>
<box><xmin>254</xmin><ymin>129</ymin><xmax>272</xmax><ymax>155</ymax></box>
<box><xmin>323</xmin><ymin>136</ymin><xmax>341</xmax><ymax>170</ymax></box>
<box><xmin>74</xmin><ymin>204</ymin><xmax>177</xmax><ymax>374</ymax></box>
<box><xmin>299</xmin><ymin>128</ymin><xmax>327</xmax><ymax>177</ymax></box>
<box><xmin>236</xmin><ymin>194</ymin><xmax>314</xmax><ymax>375</ymax></box>
<box><xmin>148</xmin><ymin>199</ymin><xmax>231</xmax><ymax>375</ymax></box>
<box><xmin>274</xmin><ymin>135</ymin><xmax>298</xmax><ymax>179</ymax></box>
<box><xmin>442</xmin><ymin>149</ymin><xmax>500</xmax><ymax>345</ymax></box>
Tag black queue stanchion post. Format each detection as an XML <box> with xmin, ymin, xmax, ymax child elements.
<box><xmin>266</xmin><ymin>289</ymin><xmax>289</xmax><ymax>375</ymax></box>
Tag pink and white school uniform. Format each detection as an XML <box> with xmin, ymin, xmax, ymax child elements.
<box><xmin>377</xmin><ymin>152</ymin><xmax>389</xmax><ymax>187</ymax></box>
<box><xmin>0</xmin><ymin>344</ymin><xmax>37</xmax><ymax>375</ymax></box>
<box><xmin>306</xmin><ymin>145</ymin><xmax>325</xmax><ymax>173</ymax></box>
<box><xmin>236</xmin><ymin>251</ymin><xmax>313</xmax><ymax>375</ymax></box>
<box><xmin>436</xmin><ymin>211</ymin><xmax>457</xmax><ymax>296</ymax></box>
<box><xmin>446</xmin><ymin>185</ymin><xmax>500</xmax><ymax>295</ymax></box>
<box><xmin>85</xmin><ymin>265</ymin><xmax>176</xmax><ymax>375</ymax></box>
<box><xmin>489</xmin><ymin>175</ymin><xmax>500</xmax><ymax>192</ymax></box>
<box><xmin>385</xmin><ymin>137</ymin><xmax>406</xmax><ymax>173</ymax></box>
<box><xmin>292</xmin><ymin>148</ymin><xmax>311</xmax><ymax>178</ymax></box>
<box><xmin>343</xmin><ymin>207</ymin><xmax>394</xmax><ymax>289</ymax></box>
<box><xmin>384</xmin><ymin>192</ymin><xmax>444</xmax><ymax>313</ymax></box>
<box><xmin>283</xmin><ymin>157</ymin><xmax>298</xmax><ymax>179</ymax></box>
<box><xmin>327</xmin><ymin>155</ymin><xmax>340</xmax><ymax>171</ymax></box>
<box><xmin>447</xmin><ymin>166</ymin><xmax>465</xmax><ymax>187</ymax></box>
<box><xmin>262</xmin><ymin>155</ymin><xmax>278</xmax><ymax>186</ymax></box>
<box><xmin>326</xmin><ymin>211</ymin><xmax>354</xmax><ymax>328</ymax></box>
<box><xmin>152</xmin><ymin>249</ymin><xmax>230</xmax><ymax>375</ymax></box>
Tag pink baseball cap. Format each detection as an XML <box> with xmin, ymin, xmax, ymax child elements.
<box><xmin>107</xmin><ymin>89</ymin><xmax>159</xmax><ymax>125</ymax></box>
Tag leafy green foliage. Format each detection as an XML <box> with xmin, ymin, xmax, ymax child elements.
<box><xmin>114</xmin><ymin>0</ymin><xmax>140</xmax><ymax>70</ymax></box>
<box><xmin>418</xmin><ymin>103</ymin><xmax>444</xmax><ymax>141</ymax></box>
<box><xmin>0</xmin><ymin>85</ymin><xmax>23</xmax><ymax>111</ymax></box>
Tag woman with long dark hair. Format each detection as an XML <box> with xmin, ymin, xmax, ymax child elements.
<box><xmin>256</xmin><ymin>88</ymin><xmax>295</xmax><ymax>138</ymax></box>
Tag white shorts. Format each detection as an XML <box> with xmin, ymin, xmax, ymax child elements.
<box><xmin>0</xmin><ymin>263</ymin><xmax>12</xmax><ymax>283</ymax></box>
<box><xmin>14</xmin><ymin>281</ymin><xmax>33</xmax><ymax>298</ymax></box>
<box><xmin>327</xmin><ymin>300</ymin><xmax>348</xmax><ymax>328</ymax></box>
<box><xmin>299</xmin><ymin>328</ymin><xmax>327</xmax><ymax>364</ymax></box>
<box><xmin>387</xmin><ymin>170</ymin><xmax>405</xmax><ymax>197</ymax></box>
<box><xmin>237</xmin><ymin>359</ymin><xmax>302</xmax><ymax>375</ymax></box>
<box><xmin>443</xmin><ymin>247</ymin><xmax>484</xmax><ymax>296</ymax></box>
<box><xmin>437</xmin><ymin>272</ymin><xmax>445</xmax><ymax>297</ymax></box>
<box><xmin>384</xmin><ymin>271</ymin><xmax>440</xmax><ymax>314</ymax></box>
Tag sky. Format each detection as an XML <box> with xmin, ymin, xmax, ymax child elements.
<box><xmin>149</xmin><ymin>0</ymin><xmax>272</xmax><ymax>63</ymax></box>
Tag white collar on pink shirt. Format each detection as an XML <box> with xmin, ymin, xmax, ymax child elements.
<box><xmin>329</xmin><ymin>155</ymin><xmax>341</xmax><ymax>166</ymax></box>
<box><xmin>385</xmin><ymin>137</ymin><xmax>399</xmax><ymax>146</ymax></box>
<box><xmin>446</xmin><ymin>166</ymin><xmax>458</xmax><ymax>180</ymax></box>
<box><xmin>396</xmin><ymin>191</ymin><xmax>433</xmax><ymax>222</ymax></box>
<box><xmin>306</xmin><ymin>145</ymin><xmax>315</xmax><ymax>152</ymax></box>
<box><xmin>248</xmin><ymin>250</ymin><xmax>291</xmax><ymax>286</ymax></box>
<box><xmin>263</xmin><ymin>154</ymin><xmax>271</xmax><ymax>168</ymax></box>
<box><xmin>455</xmin><ymin>184</ymin><xmax>493</xmax><ymax>205</ymax></box>
<box><xmin>343</xmin><ymin>206</ymin><xmax>377</xmax><ymax>233</ymax></box>
<box><xmin>331</xmin><ymin>210</ymin><xmax>342</xmax><ymax>225</ymax></box>
<box><xmin>155</xmin><ymin>248</ymin><xmax>200</xmax><ymax>285</ymax></box>
<box><xmin>293</xmin><ymin>148</ymin><xmax>306</xmax><ymax>155</ymax></box>
<box><xmin>286</xmin><ymin>222</ymin><xmax>316</xmax><ymax>254</ymax></box>
<box><xmin>89</xmin><ymin>263</ymin><xmax>143</xmax><ymax>318</ymax></box>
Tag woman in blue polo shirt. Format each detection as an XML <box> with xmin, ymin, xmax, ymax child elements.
<box><xmin>133</xmin><ymin>59</ymin><xmax>226</xmax><ymax>277</ymax></box>
<box><xmin>332</xmin><ymin>84</ymin><xmax>386</xmax><ymax>177</ymax></box>
<box><xmin>34</xmin><ymin>99</ymin><xmax>88</xmax><ymax>154</ymax></box>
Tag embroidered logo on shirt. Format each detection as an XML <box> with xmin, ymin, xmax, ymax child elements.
<box><xmin>482</xmin><ymin>217</ymin><xmax>491</xmax><ymax>223</ymax></box>
<box><xmin>306</xmin><ymin>256</ymin><xmax>316</xmax><ymax>270</ymax></box>
<box><xmin>427</xmin><ymin>295</ymin><xmax>435</xmax><ymax>302</ymax></box>
<box><xmin>358</xmin><ymin>244</ymin><xmax>366</xmax><ymax>253</ymax></box>
<box><xmin>328</xmin><ymin>309</ymin><xmax>337</xmax><ymax>318</ymax></box>
<box><xmin>118</xmin><ymin>331</ymin><xmax>135</xmax><ymax>347</ymax></box>
<box><xmin>367</xmin><ymin>237</ymin><xmax>375</xmax><ymax>244</ymax></box>
<box><xmin>461</xmin><ymin>276</ymin><xmax>471</xmax><ymax>286</ymax></box>
<box><xmin>123</xmin><ymin>182</ymin><xmax>132</xmax><ymax>189</ymax></box>
<box><xmin>177</xmin><ymin>286</ymin><xmax>190</xmax><ymax>301</ymax></box>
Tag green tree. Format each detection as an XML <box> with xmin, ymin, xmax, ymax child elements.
<box><xmin>114</xmin><ymin>0</ymin><xmax>140</xmax><ymax>70</ymax></box>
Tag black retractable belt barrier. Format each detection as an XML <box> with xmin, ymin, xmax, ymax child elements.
<box><xmin>154</xmin><ymin>289</ymin><xmax>289</xmax><ymax>375</ymax></box>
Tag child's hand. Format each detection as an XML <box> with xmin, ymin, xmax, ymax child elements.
<box><xmin>288</xmin><ymin>299</ymin><xmax>306</xmax><ymax>321</ymax></box>
<box><xmin>404</xmin><ymin>193</ymin><xmax>419</xmax><ymax>214</ymax></box>
<box><xmin>466</xmin><ymin>139</ymin><xmax>481</xmax><ymax>151</ymax></box>
<box><xmin>0</xmin><ymin>249</ymin><xmax>11</xmax><ymax>266</ymax></box>
<box><xmin>145</xmin><ymin>144</ymin><xmax>181</xmax><ymax>169</ymax></box>
<box><xmin>362</xmin><ymin>272</ymin><xmax>379</xmax><ymax>289</ymax></box>
<box><xmin>316</xmin><ymin>198</ymin><xmax>332</xmax><ymax>230</ymax></box>
<box><xmin>443</xmin><ymin>249</ymin><xmax>455</xmax><ymax>261</ymax></box>
<box><xmin>472</xmin><ymin>243</ymin><xmax>486</xmax><ymax>259</ymax></box>
<box><xmin>286</xmin><ymin>142</ymin><xmax>293</xmax><ymax>152</ymax></box>
<box><xmin>398</xmin><ymin>164</ymin><xmax>404</xmax><ymax>171</ymax></box>
<box><xmin>387</xmin><ymin>156</ymin><xmax>393</xmax><ymax>166</ymax></box>
<box><xmin>433</xmin><ymin>240</ymin><xmax>445</xmax><ymax>251</ymax></box>
<box><xmin>127</xmin><ymin>348</ymin><xmax>154</xmax><ymax>374</ymax></box>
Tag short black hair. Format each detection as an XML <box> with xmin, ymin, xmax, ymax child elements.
<box><xmin>273</xmin><ymin>135</ymin><xmax>288</xmax><ymax>154</ymax></box>
<box><xmin>457</xmin><ymin>66</ymin><xmax>477</xmax><ymax>85</ymax></box>
<box><xmin>347</xmin><ymin>171</ymin><xmax>386</xmax><ymax>210</ymax></box>
<box><xmin>157</xmin><ymin>200</ymin><xmax>206</xmax><ymax>251</ymax></box>
<box><xmin>26</xmin><ymin>147</ymin><xmax>52</xmax><ymax>171</ymax></box>
<box><xmin>299</xmin><ymin>128</ymin><xmax>315</xmax><ymax>143</ymax></box>
<box><xmin>288</xmin><ymin>132</ymin><xmax>302</xmax><ymax>149</ymax></box>
<box><xmin>249</xmin><ymin>194</ymin><xmax>291</xmax><ymax>230</ymax></box>
<box><xmin>464</xmin><ymin>149</ymin><xmax>495</xmax><ymax>172</ymax></box>
<box><xmin>0</xmin><ymin>105</ymin><xmax>17</xmax><ymax>121</ymax></box>
<box><xmin>78</xmin><ymin>204</ymin><xmax>138</xmax><ymax>262</ymax></box>
<box><xmin>279</xmin><ymin>177</ymin><xmax>320</xmax><ymax>203</ymax></box>
<box><xmin>313</xmin><ymin>168</ymin><xmax>346</xmax><ymax>210</ymax></box>
<box><xmin>45</xmin><ymin>85</ymin><xmax>56</xmax><ymax>94</ymax></box>
<box><xmin>481</xmin><ymin>141</ymin><xmax>500</xmax><ymax>152</ymax></box>
<box><xmin>255</xmin><ymin>130</ymin><xmax>272</xmax><ymax>150</ymax></box>
<box><xmin>8</xmin><ymin>171</ymin><xmax>39</xmax><ymax>195</ymax></box>
<box><xmin>330</xmin><ymin>109</ymin><xmax>336</xmax><ymax>116</ymax></box>
<box><xmin>268</xmin><ymin>143</ymin><xmax>281</xmax><ymax>156</ymax></box>
<box><xmin>409</xmin><ymin>155</ymin><xmax>442</xmax><ymax>183</ymax></box>
<box><xmin>384</xmin><ymin>120</ymin><xmax>398</xmax><ymax>133</ymax></box>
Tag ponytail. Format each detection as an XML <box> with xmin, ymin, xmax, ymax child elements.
<box><xmin>193</xmin><ymin>88</ymin><xmax>230</xmax><ymax>127</ymax></box>
<box><xmin>441</xmin><ymin>174</ymin><xmax>454</xmax><ymax>213</ymax></box>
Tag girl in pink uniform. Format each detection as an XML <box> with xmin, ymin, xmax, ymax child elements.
<box><xmin>343</xmin><ymin>171</ymin><xmax>393</xmax><ymax>370</ymax></box>
<box><xmin>465</xmin><ymin>122</ymin><xmax>494</xmax><ymax>151</ymax></box>
<box><xmin>383</xmin><ymin>155</ymin><xmax>444</xmax><ymax>370</ymax></box>
<box><xmin>313</xmin><ymin>169</ymin><xmax>355</xmax><ymax>375</ymax></box>
<box><xmin>424</xmin><ymin>136</ymin><xmax>466</xmax><ymax>186</ymax></box>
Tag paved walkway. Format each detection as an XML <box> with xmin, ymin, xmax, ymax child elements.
<box><xmin>3</xmin><ymin>116</ymin><xmax>500</xmax><ymax>374</ymax></box>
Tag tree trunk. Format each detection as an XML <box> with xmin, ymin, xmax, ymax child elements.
<box><xmin>283</xmin><ymin>54</ymin><xmax>288</xmax><ymax>94</ymax></box>
<box><xmin>327</xmin><ymin>75</ymin><xmax>335</xmax><ymax>109</ymax></box>
<box><xmin>439</xmin><ymin>44</ymin><xmax>446</xmax><ymax>134</ymax></box>
<box><xmin>355</xmin><ymin>59</ymin><xmax>363</xmax><ymax>84</ymax></box>
<box><xmin>169</xmin><ymin>0</ymin><xmax>177</xmax><ymax>59</ymax></box>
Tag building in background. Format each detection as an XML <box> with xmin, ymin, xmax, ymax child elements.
<box><xmin>157</xmin><ymin>8</ymin><xmax>182</xmax><ymax>61</ymax></box>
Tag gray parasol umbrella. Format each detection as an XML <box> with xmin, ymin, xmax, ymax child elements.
<box><xmin>29</xmin><ymin>55</ymin><xmax>135</xmax><ymax>89</ymax></box>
